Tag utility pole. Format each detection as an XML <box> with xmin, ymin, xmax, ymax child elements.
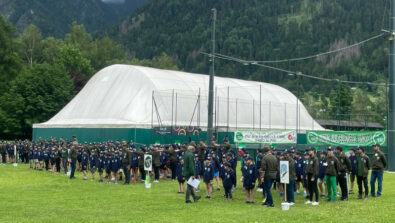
<box><xmin>207</xmin><ymin>8</ymin><xmax>216</xmax><ymax>146</ymax></box>
<box><xmin>388</xmin><ymin>0</ymin><xmax>395</xmax><ymax>171</ymax></box>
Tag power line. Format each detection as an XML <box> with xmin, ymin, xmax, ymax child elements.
<box><xmin>215</xmin><ymin>33</ymin><xmax>384</xmax><ymax>64</ymax></box>
<box><xmin>201</xmin><ymin>52</ymin><xmax>390</xmax><ymax>86</ymax></box>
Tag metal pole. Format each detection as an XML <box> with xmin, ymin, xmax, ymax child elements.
<box><xmin>260</xmin><ymin>85</ymin><xmax>262</xmax><ymax>130</ymax></box>
<box><xmin>207</xmin><ymin>8</ymin><xmax>216</xmax><ymax>145</ymax></box>
<box><xmin>151</xmin><ymin>91</ymin><xmax>154</xmax><ymax>128</ymax></box>
<box><xmin>171</xmin><ymin>89</ymin><xmax>174</xmax><ymax>129</ymax></box>
<box><xmin>388</xmin><ymin>0</ymin><xmax>395</xmax><ymax>171</ymax></box>
<box><xmin>269</xmin><ymin>101</ymin><xmax>272</xmax><ymax>129</ymax></box>
<box><xmin>236</xmin><ymin>99</ymin><xmax>238</xmax><ymax>130</ymax></box>
<box><xmin>198</xmin><ymin>88</ymin><xmax>201</xmax><ymax>127</ymax></box>
<box><xmin>253</xmin><ymin>99</ymin><xmax>255</xmax><ymax>130</ymax></box>
<box><xmin>175</xmin><ymin>93</ymin><xmax>178</xmax><ymax>127</ymax></box>
<box><xmin>227</xmin><ymin>86</ymin><xmax>230</xmax><ymax>133</ymax></box>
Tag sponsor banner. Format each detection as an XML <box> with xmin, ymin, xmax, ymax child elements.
<box><xmin>280</xmin><ymin>161</ymin><xmax>289</xmax><ymax>184</ymax></box>
<box><xmin>152</xmin><ymin>126</ymin><xmax>201</xmax><ymax>136</ymax></box>
<box><xmin>306</xmin><ymin>131</ymin><xmax>387</xmax><ymax>146</ymax></box>
<box><xmin>234</xmin><ymin>130</ymin><xmax>297</xmax><ymax>144</ymax></box>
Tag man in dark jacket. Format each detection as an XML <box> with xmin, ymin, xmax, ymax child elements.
<box><xmin>357</xmin><ymin>146</ymin><xmax>370</xmax><ymax>200</ymax></box>
<box><xmin>336</xmin><ymin>146</ymin><xmax>351</xmax><ymax>201</ymax></box>
<box><xmin>305</xmin><ymin>147</ymin><xmax>319</xmax><ymax>205</ymax></box>
<box><xmin>121</xmin><ymin>143</ymin><xmax>132</xmax><ymax>185</ymax></box>
<box><xmin>370</xmin><ymin>143</ymin><xmax>386</xmax><ymax>198</ymax></box>
<box><xmin>260</xmin><ymin>147</ymin><xmax>278</xmax><ymax>207</ymax></box>
<box><xmin>183</xmin><ymin>145</ymin><xmax>201</xmax><ymax>203</ymax></box>
<box><xmin>68</xmin><ymin>142</ymin><xmax>78</xmax><ymax>179</ymax></box>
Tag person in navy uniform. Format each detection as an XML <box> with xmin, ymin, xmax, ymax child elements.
<box><xmin>211</xmin><ymin>152</ymin><xmax>221</xmax><ymax>191</ymax></box>
<box><xmin>177</xmin><ymin>158</ymin><xmax>185</xmax><ymax>193</ymax></box>
<box><xmin>294</xmin><ymin>152</ymin><xmax>303</xmax><ymax>194</ymax></box>
<box><xmin>223</xmin><ymin>162</ymin><xmax>235</xmax><ymax>200</ymax></box>
<box><xmin>81</xmin><ymin>149</ymin><xmax>89</xmax><ymax>180</ymax></box>
<box><xmin>318</xmin><ymin>151</ymin><xmax>327</xmax><ymax>198</ymax></box>
<box><xmin>255</xmin><ymin>149</ymin><xmax>264</xmax><ymax>193</ymax></box>
<box><xmin>108</xmin><ymin>151</ymin><xmax>120</xmax><ymax>184</ymax></box>
<box><xmin>194</xmin><ymin>154</ymin><xmax>201</xmax><ymax>192</ymax></box>
<box><xmin>90</xmin><ymin>150</ymin><xmax>98</xmax><ymax>181</ymax></box>
<box><xmin>77</xmin><ymin>146</ymin><xmax>83</xmax><ymax>172</ymax></box>
<box><xmin>131</xmin><ymin>150</ymin><xmax>139</xmax><ymax>183</ymax></box>
<box><xmin>43</xmin><ymin>148</ymin><xmax>50</xmax><ymax>171</ymax></box>
<box><xmin>98</xmin><ymin>151</ymin><xmax>106</xmax><ymax>183</ymax></box>
<box><xmin>242</xmin><ymin>156</ymin><xmax>258</xmax><ymax>204</ymax></box>
<box><xmin>203</xmin><ymin>157</ymin><xmax>214</xmax><ymax>199</ymax></box>
<box><xmin>226</xmin><ymin>153</ymin><xmax>237</xmax><ymax>190</ymax></box>
<box><xmin>160</xmin><ymin>149</ymin><xmax>169</xmax><ymax>181</ymax></box>
<box><xmin>28</xmin><ymin>147</ymin><xmax>34</xmax><ymax>169</ymax></box>
<box><xmin>50</xmin><ymin>148</ymin><xmax>56</xmax><ymax>172</ymax></box>
<box><xmin>302</xmin><ymin>152</ymin><xmax>309</xmax><ymax>198</ymax></box>
<box><xmin>37</xmin><ymin>147</ymin><xmax>44</xmax><ymax>170</ymax></box>
<box><xmin>348</xmin><ymin>148</ymin><xmax>357</xmax><ymax>195</ymax></box>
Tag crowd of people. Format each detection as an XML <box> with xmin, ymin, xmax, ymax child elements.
<box><xmin>0</xmin><ymin>137</ymin><xmax>387</xmax><ymax>207</ymax></box>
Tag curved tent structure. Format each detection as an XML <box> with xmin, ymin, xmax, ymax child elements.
<box><xmin>33</xmin><ymin>64</ymin><xmax>324</xmax><ymax>132</ymax></box>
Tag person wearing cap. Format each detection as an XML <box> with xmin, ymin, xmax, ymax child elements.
<box><xmin>260</xmin><ymin>146</ymin><xmax>278</xmax><ymax>207</ymax></box>
<box><xmin>357</xmin><ymin>147</ymin><xmax>370</xmax><ymax>200</ymax></box>
<box><xmin>318</xmin><ymin>151</ymin><xmax>327</xmax><ymax>198</ymax></box>
<box><xmin>198</xmin><ymin>140</ymin><xmax>207</xmax><ymax>177</ymax></box>
<box><xmin>159</xmin><ymin>148</ymin><xmax>169</xmax><ymax>181</ymax></box>
<box><xmin>68</xmin><ymin>142</ymin><xmax>78</xmax><ymax>179</ymax></box>
<box><xmin>223</xmin><ymin>162</ymin><xmax>235</xmax><ymax>200</ymax></box>
<box><xmin>336</xmin><ymin>146</ymin><xmax>351</xmax><ymax>201</ymax></box>
<box><xmin>242</xmin><ymin>156</ymin><xmax>258</xmax><ymax>204</ymax></box>
<box><xmin>193</xmin><ymin>153</ymin><xmax>201</xmax><ymax>192</ymax></box>
<box><xmin>132</xmin><ymin>147</ymin><xmax>146</xmax><ymax>183</ymax></box>
<box><xmin>81</xmin><ymin>149</ymin><xmax>89</xmax><ymax>180</ymax></box>
<box><xmin>325</xmin><ymin>147</ymin><xmax>340</xmax><ymax>202</ymax></box>
<box><xmin>302</xmin><ymin>152</ymin><xmax>310</xmax><ymax>198</ymax></box>
<box><xmin>370</xmin><ymin>143</ymin><xmax>386</xmax><ymax>198</ymax></box>
<box><xmin>147</xmin><ymin>145</ymin><xmax>161</xmax><ymax>183</ymax></box>
<box><xmin>348</xmin><ymin>148</ymin><xmax>358</xmax><ymax>195</ymax></box>
<box><xmin>164</xmin><ymin>145</ymin><xmax>178</xmax><ymax>181</ymax></box>
<box><xmin>211</xmin><ymin>152</ymin><xmax>221</xmax><ymax>191</ymax></box>
<box><xmin>294</xmin><ymin>151</ymin><xmax>303</xmax><ymax>194</ymax></box>
<box><xmin>177</xmin><ymin>158</ymin><xmax>185</xmax><ymax>193</ymax></box>
<box><xmin>121</xmin><ymin>144</ymin><xmax>132</xmax><ymax>185</ymax></box>
<box><xmin>55</xmin><ymin>146</ymin><xmax>62</xmax><ymax>174</ymax></box>
<box><xmin>275</xmin><ymin>152</ymin><xmax>285</xmax><ymax>197</ymax></box>
<box><xmin>61</xmin><ymin>144</ymin><xmax>68</xmax><ymax>174</ymax></box>
<box><xmin>284</xmin><ymin>151</ymin><xmax>296</xmax><ymax>205</ymax></box>
<box><xmin>183</xmin><ymin>145</ymin><xmax>201</xmax><ymax>203</ymax></box>
<box><xmin>305</xmin><ymin>147</ymin><xmax>319</xmax><ymax>205</ymax></box>
<box><xmin>203</xmin><ymin>157</ymin><xmax>214</xmax><ymax>199</ymax></box>
<box><xmin>130</xmin><ymin>148</ymin><xmax>139</xmax><ymax>183</ymax></box>
<box><xmin>98</xmin><ymin>151</ymin><xmax>106</xmax><ymax>183</ymax></box>
<box><xmin>255</xmin><ymin>148</ymin><xmax>264</xmax><ymax>193</ymax></box>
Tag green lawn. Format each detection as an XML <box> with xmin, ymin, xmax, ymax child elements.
<box><xmin>0</xmin><ymin>164</ymin><xmax>394</xmax><ymax>223</ymax></box>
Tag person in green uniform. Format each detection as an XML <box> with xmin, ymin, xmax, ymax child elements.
<box><xmin>325</xmin><ymin>147</ymin><xmax>339</xmax><ymax>202</ymax></box>
<box><xmin>260</xmin><ymin>147</ymin><xmax>278</xmax><ymax>208</ymax></box>
<box><xmin>370</xmin><ymin>143</ymin><xmax>386</xmax><ymax>198</ymax></box>
<box><xmin>336</xmin><ymin>146</ymin><xmax>351</xmax><ymax>201</ymax></box>
<box><xmin>68</xmin><ymin>142</ymin><xmax>78</xmax><ymax>179</ymax></box>
<box><xmin>164</xmin><ymin>145</ymin><xmax>178</xmax><ymax>181</ymax></box>
<box><xmin>183</xmin><ymin>145</ymin><xmax>201</xmax><ymax>203</ymax></box>
<box><xmin>61</xmin><ymin>145</ymin><xmax>69</xmax><ymax>174</ymax></box>
<box><xmin>356</xmin><ymin>146</ymin><xmax>370</xmax><ymax>200</ymax></box>
<box><xmin>305</xmin><ymin>147</ymin><xmax>319</xmax><ymax>205</ymax></box>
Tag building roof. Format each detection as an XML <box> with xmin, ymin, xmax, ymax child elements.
<box><xmin>33</xmin><ymin>64</ymin><xmax>324</xmax><ymax>130</ymax></box>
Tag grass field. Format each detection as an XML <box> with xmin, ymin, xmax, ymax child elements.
<box><xmin>0</xmin><ymin>164</ymin><xmax>394</xmax><ymax>223</ymax></box>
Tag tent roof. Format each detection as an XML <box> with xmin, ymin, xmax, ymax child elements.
<box><xmin>33</xmin><ymin>64</ymin><xmax>324</xmax><ymax>131</ymax></box>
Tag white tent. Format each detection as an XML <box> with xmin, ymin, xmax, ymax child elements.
<box><xmin>33</xmin><ymin>64</ymin><xmax>324</xmax><ymax>131</ymax></box>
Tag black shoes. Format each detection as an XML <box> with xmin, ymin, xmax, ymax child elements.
<box><xmin>194</xmin><ymin>196</ymin><xmax>201</xmax><ymax>202</ymax></box>
<box><xmin>185</xmin><ymin>200</ymin><xmax>192</xmax><ymax>204</ymax></box>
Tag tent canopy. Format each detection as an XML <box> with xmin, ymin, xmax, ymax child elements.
<box><xmin>33</xmin><ymin>64</ymin><xmax>324</xmax><ymax>131</ymax></box>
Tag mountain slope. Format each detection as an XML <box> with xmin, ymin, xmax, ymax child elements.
<box><xmin>0</xmin><ymin>0</ymin><xmax>147</xmax><ymax>37</ymax></box>
<box><xmin>110</xmin><ymin>0</ymin><xmax>388</xmax><ymax>92</ymax></box>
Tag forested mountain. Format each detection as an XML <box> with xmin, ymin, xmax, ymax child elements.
<box><xmin>109</xmin><ymin>0</ymin><xmax>389</xmax><ymax>124</ymax></box>
<box><xmin>0</xmin><ymin>0</ymin><xmax>147</xmax><ymax>37</ymax></box>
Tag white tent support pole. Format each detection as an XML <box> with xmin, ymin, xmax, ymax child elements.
<box><xmin>227</xmin><ymin>86</ymin><xmax>230</xmax><ymax>133</ymax></box>
<box><xmin>175</xmin><ymin>93</ymin><xmax>178</xmax><ymax>127</ymax></box>
<box><xmin>236</xmin><ymin>99</ymin><xmax>238</xmax><ymax>130</ymax></box>
<box><xmin>198</xmin><ymin>88</ymin><xmax>201</xmax><ymax>127</ymax></box>
<box><xmin>171</xmin><ymin>89</ymin><xmax>174</xmax><ymax>129</ymax></box>
<box><xmin>253</xmin><ymin>99</ymin><xmax>255</xmax><ymax>130</ymax></box>
<box><xmin>260</xmin><ymin>85</ymin><xmax>262</xmax><ymax>130</ymax></box>
<box><xmin>269</xmin><ymin>101</ymin><xmax>272</xmax><ymax>129</ymax></box>
<box><xmin>151</xmin><ymin>91</ymin><xmax>154</xmax><ymax>129</ymax></box>
<box><xmin>284</xmin><ymin>103</ymin><xmax>287</xmax><ymax>129</ymax></box>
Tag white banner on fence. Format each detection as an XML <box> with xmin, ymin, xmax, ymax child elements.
<box><xmin>234</xmin><ymin>130</ymin><xmax>297</xmax><ymax>144</ymax></box>
<box><xmin>280</xmin><ymin>161</ymin><xmax>289</xmax><ymax>184</ymax></box>
<box><xmin>144</xmin><ymin>155</ymin><xmax>152</xmax><ymax>171</ymax></box>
